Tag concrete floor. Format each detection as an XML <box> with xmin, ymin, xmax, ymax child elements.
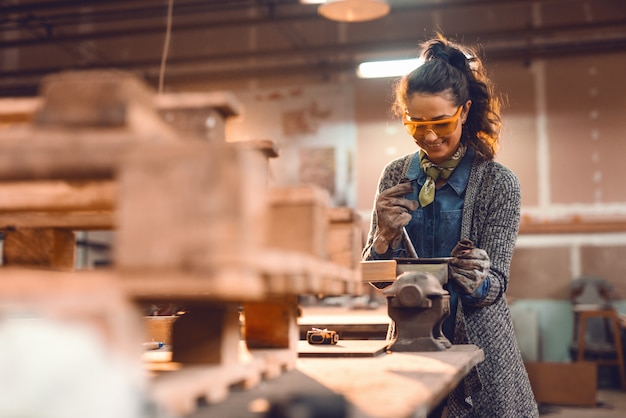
<box><xmin>539</xmin><ymin>389</ymin><xmax>626</xmax><ymax>417</ymax></box>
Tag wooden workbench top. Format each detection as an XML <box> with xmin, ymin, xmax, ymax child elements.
<box><xmin>187</xmin><ymin>343</ymin><xmax>483</xmax><ymax>418</ymax></box>
<box><xmin>297</xmin><ymin>344</ymin><xmax>484</xmax><ymax>418</ymax></box>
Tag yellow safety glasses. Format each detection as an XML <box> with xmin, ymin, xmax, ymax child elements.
<box><xmin>403</xmin><ymin>105</ymin><xmax>463</xmax><ymax>138</ymax></box>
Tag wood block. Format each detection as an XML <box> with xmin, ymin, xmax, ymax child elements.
<box><xmin>2</xmin><ymin>228</ymin><xmax>75</xmax><ymax>269</ymax></box>
<box><xmin>524</xmin><ymin>361</ymin><xmax>597</xmax><ymax>406</ymax></box>
<box><xmin>264</xmin><ymin>185</ymin><xmax>330</xmax><ymax>259</ymax></box>
<box><xmin>361</xmin><ymin>260</ymin><xmax>397</xmax><ymax>283</ymax></box>
<box><xmin>171</xmin><ymin>304</ymin><xmax>241</xmax><ymax>365</ymax></box>
<box><xmin>327</xmin><ymin>207</ymin><xmax>363</xmax><ymax>270</ymax></box>
<box><xmin>115</xmin><ymin>141</ymin><xmax>267</xmax><ymax>271</ymax></box>
<box><xmin>35</xmin><ymin>70</ymin><xmax>156</xmax><ymax>128</ymax></box>
<box><xmin>244</xmin><ymin>296</ymin><xmax>299</xmax><ymax>350</ymax></box>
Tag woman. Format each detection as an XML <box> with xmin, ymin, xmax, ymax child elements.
<box><xmin>362</xmin><ymin>35</ymin><xmax>538</xmax><ymax>417</ymax></box>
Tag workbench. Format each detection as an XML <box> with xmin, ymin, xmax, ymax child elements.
<box><xmin>185</xmin><ymin>343</ymin><xmax>484</xmax><ymax>418</ymax></box>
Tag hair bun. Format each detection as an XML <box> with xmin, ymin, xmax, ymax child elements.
<box><xmin>425</xmin><ymin>41</ymin><xmax>449</xmax><ymax>62</ymax></box>
<box><xmin>422</xmin><ymin>39</ymin><xmax>469</xmax><ymax>72</ymax></box>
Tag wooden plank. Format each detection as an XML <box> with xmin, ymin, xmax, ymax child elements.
<box><xmin>0</xmin><ymin>97</ymin><xmax>41</xmax><ymax>124</ymax></box>
<box><xmin>297</xmin><ymin>345</ymin><xmax>484</xmax><ymax>418</ymax></box>
<box><xmin>0</xmin><ymin>210</ymin><xmax>113</xmax><ymax>229</ymax></box>
<box><xmin>0</xmin><ymin>91</ymin><xmax>242</xmax><ymax>123</ymax></box>
<box><xmin>361</xmin><ymin>260</ymin><xmax>397</xmax><ymax>282</ymax></box>
<box><xmin>0</xmin><ymin>133</ymin><xmax>176</xmax><ymax>180</ymax></box>
<box><xmin>298</xmin><ymin>340</ymin><xmax>389</xmax><ymax>358</ymax></box>
<box><xmin>155</xmin><ymin>91</ymin><xmax>242</xmax><ymax>118</ymax></box>
<box><xmin>0</xmin><ymin>249</ymin><xmax>360</xmax><ymax>302</ymax></box>
<box><xmin>0</xmin><ymin>180</ymin><xmax>115</xmax><ymax>212</ymax></box>
<box><xmin>2</xmin><ymin>228</ymin><xmax>76</xmax><ymax>269</ymax></box>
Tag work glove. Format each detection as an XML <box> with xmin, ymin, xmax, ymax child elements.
<box><xmin>449</xmin><ymin>239</ymin><xmax>490</xmax><ymax>295</ymax></box>
<box><xmin>372</xmin><ymin>182</ymin><xmax>419</xmax><ymax>254</ymax></box>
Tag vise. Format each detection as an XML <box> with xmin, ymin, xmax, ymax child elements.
<box><xmin>382</xmin><ymin>258</ymin><xmax>452</xmax><ymax>352</ymax></box>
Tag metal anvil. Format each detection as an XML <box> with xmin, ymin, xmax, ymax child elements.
<box><xmin>382</xmin><ymin>258</ymin><xmax>452</xmax><ymax>352</ymax></box>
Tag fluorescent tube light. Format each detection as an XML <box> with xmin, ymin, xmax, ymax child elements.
<box><xmin>356</xmin><ymin>58</ymin><xmax>423</xmax><ymax>79</ymax></box>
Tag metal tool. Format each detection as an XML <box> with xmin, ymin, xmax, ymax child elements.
<box><xmin>382</xmin><ymin>257</ymin><xmax>452</xmax><ymax>352</ymax></box>
<box><xmin>402</xmin><ymin>226</ymin><xmax>419</xmax><ymax>259</ymax></box>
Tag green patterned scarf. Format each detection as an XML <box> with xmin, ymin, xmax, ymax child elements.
<box><xmin>419</xmin><ymin>143</ymin><xmax>467</xmax><ymax>207</ymax></box>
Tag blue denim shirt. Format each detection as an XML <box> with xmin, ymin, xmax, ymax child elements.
<box><xmin>372</xmin><ymin>148</ymin><xmax>489</xmax><ymax>340</ymax></box>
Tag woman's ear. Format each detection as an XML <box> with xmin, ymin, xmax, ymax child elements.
<box><xmin>462</xmin><ymin>100</ymin><xmax>472</xmax><ymax>124</ymax></box>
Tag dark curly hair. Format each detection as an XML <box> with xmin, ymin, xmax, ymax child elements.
<box><xmin>392</xmin><ymin>34</ymin><xmax>503</xmax><ymax>160</ymax></box>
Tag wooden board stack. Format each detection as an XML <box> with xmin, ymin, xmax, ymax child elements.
<box><xmin>0</xmin><ymin>70</ymin><xmax>363</xmax><ymax>417</ymax></box>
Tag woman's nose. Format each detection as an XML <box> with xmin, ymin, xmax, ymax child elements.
<box><xmin>423</xmin><ymin>129</ymin><xmax>438</xmax><ymax>141</ymax></box>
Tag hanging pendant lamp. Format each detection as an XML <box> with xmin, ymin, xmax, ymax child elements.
<box><xmin>318</xmin><ymin>0</ymin><xmax>390</xmax><ymax>23</ymax></box>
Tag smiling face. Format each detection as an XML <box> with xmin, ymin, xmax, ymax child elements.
<box><xmin>405</xmin><ymin>93</ymin><xmax>471</xmax><ymax>164</ymax></box>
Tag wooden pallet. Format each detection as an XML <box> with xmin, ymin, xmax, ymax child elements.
<box><xmin>0</xmin><ymin>70</ymin><xmax>363</xmax><ymax>417</ymax></box>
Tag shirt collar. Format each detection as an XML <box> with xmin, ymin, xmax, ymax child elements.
<box><xmin>405</xmin><ymin>147</ymin><xmax>474</xmax><ymax>195</ymax></box>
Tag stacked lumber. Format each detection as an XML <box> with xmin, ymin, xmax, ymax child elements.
<box><xmin>0</xmin><ymin>70</ymin><xmax>362</xmax><ymax>417</ymax></box>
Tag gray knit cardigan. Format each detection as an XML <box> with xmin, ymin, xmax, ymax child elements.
<box><xmin>362</xmin><ymin>152</ymin><xmax>539</xmax><ymax>418</ymax></box>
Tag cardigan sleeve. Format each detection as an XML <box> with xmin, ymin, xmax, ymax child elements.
<box><xmin>461</xmin><ymin>162</ymin><xmax>521</xmax><ymax>308</ymax></box>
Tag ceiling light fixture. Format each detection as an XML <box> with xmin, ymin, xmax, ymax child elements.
<box><xmin>318</xmin><ymin>0</ymin><xmax>390</xmax><ymax>23</ymax></box>
<box><xmin>357</xmin><ymin>58</ymin><xmax>423</xmax><ymax>79</ymax></box>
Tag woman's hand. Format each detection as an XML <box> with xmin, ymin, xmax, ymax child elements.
<box><xmin>373</xmin><ymin>182</ymin><xmax>419</xmax><ymax>254</ymax></box>
<box><xmin>449</xmin><ymin>239</ymin><xmax>490</xmax><ymax>294</ymax></box>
